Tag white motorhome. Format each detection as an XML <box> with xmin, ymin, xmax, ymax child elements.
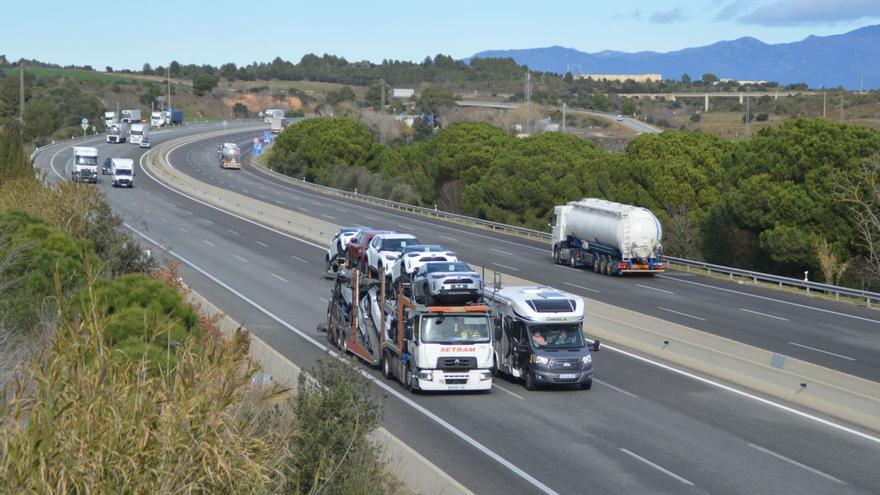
<box><xmin>71</xmin><ymin>146</ymin><xmax>99</xmax><ymax>183</ymax></box>
<box><xmin>111</xmin><ymin>158</ymin><xmax>134</xmax><ymax>188</ymax></box>
<box><xmin>106</xmin><ymin>122</ymin><xmax>129</xmax><ymax>143</ymax></box>
<box><xmin>485</xmin><ymin>286</ymin><xmax>599</xmax><ymax>390</ymax></box>
<box><xmin>129</xmin><ymin>123</ymin><xmax>149</xmax><ymax>145</ymax></box>
<box><xmin>263</xmin><ymin>108</ymin><xmax>284</xmax><ymax>122</ymax></box>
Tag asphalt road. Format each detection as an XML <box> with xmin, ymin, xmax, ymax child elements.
<box><xmin>33</xmin><ymin>126</ymin><xmax>880</xmax><ymax>494</ymax></box>
<box><xmin>166</xmin><ymin>130</ymin><xmax>880</xmax><ymax>385</ymax></box>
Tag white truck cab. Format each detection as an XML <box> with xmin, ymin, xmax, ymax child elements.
<box><xmin>129</xmin><ymin>123</ymin><xmax>149</xmax><ymax>145</ymax></box>
<box><xmin>71</xmin><ymin>146</ymin><xmax>99</xmax><ymax>183</ymax></box>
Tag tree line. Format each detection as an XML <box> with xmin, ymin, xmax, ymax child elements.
<box><xmin>268</xmin><ymin>117</ymin><xmax>880</xmax><ymax>289</ymax></box>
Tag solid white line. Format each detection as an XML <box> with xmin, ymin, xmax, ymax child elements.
<box><xmin>233</xmin><ymin>254</ymin><xmax>248</xmax><ymax>263</ymax></box>
<box><xmin>291</xmin><ymin>255</ymin><xmax>309</xmax><ymax>264</ymax></box>
<box><xmin>123</xmin><ymin>224</ymin><xmax>560</xmax><ymax>495</ymax></box>
<box><xmin>657</xmin><ymin>306</ymin><xmax>706</xmax><ymax>321</ymax></box>
<box><xmin>493</xmin><ymin>384</ymin><xmax>526</xmax><ymax>400</ymax></box>
<box><xmin>491</xmin><ymin>248</ymin><xmax>513</xmax><ymax>256</ymax></box>
<box><xmin>202</xmin><ymin>239</ymin><xmax>215</xmax><ymax>247</ymax></box>
<box><xmin>256</xmin><ymin>241</ymin><xmax>270</xmax><ymax>248</ymax></box>
<box><xmin>139</xmin><ymin>140</ymin><xmax>880</xmax><ymax>448</ymax></box>
<box><xmin>49</xmin><ymin>146</ymin><xmax>69</xmax><ymax>181</ymax></box>
<box><xmin>740</xmin><ymin>307</ymin><xmax>789</xmax><ymax>322</ymax></box>
<box><xmin>270</xmin><ymin>272</ymin><xmax>288</xmax><ymax>283</ymax></box>
<box><xmin>492</xmin><ymin>262</ymin><xmax>519</xmax><ymax>272</ymax></box>
<box><xmin>748</xmin><ymin>443</ymin><xmax>846</xmax><ymax>485</ymax></box>
<box><xmin>594</xmin><ymin>378</ymin><xmax>639</xmax><ymax>399</ymax></box>
<box><xmin>563</xmin><ymin>282</ymin><xmax>600</xmax><ymax>293</ymax></box>
<box><xmin>657</xmin><ymin>274</ymin><xmax>880</xmax><ymax>326</ymax></box>
<box><xmin>636</xmin><ymin>284</ymin><xmax>675</xmax><ymax>295</ymax></box>
<box><xmin>620</xmin><ymin>448</ymin><xmax>694</xmax><ymax>486</ymax></box>
<box><xmin>227</xmin><ymin>229</ymin><xmax>239</xmax><ymax>236</ymax></box>
<box><xmin>788</xmin><ymin>342</ymin><xmax>856</xmax><ymax>361</ymax></box>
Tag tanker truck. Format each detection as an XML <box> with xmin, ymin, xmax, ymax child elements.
<box><xmin>218</xmin><ymin>143</ymin><xmax>241</xmax><ymax>169</ymax></box>
<box><xmin>550</xmin><ymin>198</ymin><xmax>664</xmax><ymax>275</ymax></box>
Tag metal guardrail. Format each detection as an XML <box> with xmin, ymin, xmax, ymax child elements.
<box><xmin>246</xmin><ymin>143</ymin><xmax>878</xmax><ymax>308</ymax></box>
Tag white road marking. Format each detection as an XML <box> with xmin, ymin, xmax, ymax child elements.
<box><xmin>657</xmin><ymin>306</ymin><xmax>706</xmax><ymax>321</ymax></box>
<box><xmin>321</xmin><ymin>214</ymin><xmax>335</xmax><ymax>219</ymax></box>
<box><xmin>364</xmin><ymin>215</ymin><xmax>380</xmax><ymax>221</ymax></box>
<box><xmin>202</xmin><ymin>239</ymin><xmax>215</xmax><ymax>247</ymax></box>
<box><xmin>493</xmin><ymin>384</ymin><xmax>526</xmax><ymax>400</ymax></box>
<box><xmin>160</xmin><ymin>217</ymin><xmax>168</xmax><ymax>223</ymax></box>
<box><xmin>137</xmin><ymin>144</ymin><xmax>880</xmax><ymax>450</ymax></box>
<box><xmin>227</xmin><ymin>229</ymin><xmax>239</xmax><ymax>236</ymax></box>
<box><xmin>563</xmin><ymin>282</ymin><xmax>600</xmax><ymax>293</ymax></box>
<box><xmin>257</xmin><ymin>194</ymin><xmax>267</xmax><ymax>200</ymax></box>
<box><xmin>748</xmin><ymin>443</ymin><xmax>846</xmax><ymax>485</ymax></box>
<box><xmin>492</xmin><ymin>262</ymin><xmax>519</xmax><ymax>272</ymax></box>
<box><xmin>233</xmin><ymin>254</ymin><xmax>248</xmax><ymax>263</ymax></box>
<box><xmin>335</xmin><ymin>207</ymin><xmax>348</xmax><ymax>213</ymax></box>
<box><xmin>291</xmin><ymin>255</ymin><xmax>309</xmax><ymax>264</ymax></box>
<box><xmin>270</xmin><ymin>273</ymin><xmax>288</xmax><ymax>283</ymax></box>
<box><xmin>123</xmin><ymin>225</ymin><xmax>560</xmax><ymax>495</ymax></box>
<box><xmin>657</xmin><ymin>274</ymin><xmax>880</xmax><ymax>326</ymax></box>
<box><xmin>554</xmin><ymin>265</ymin><xmax>582</xmax><ymax>273</ymax></box>
<box><xmin>439</xmin><ymin>235</ymin><xmax>459</xmax><ymax>242</ymax></box>
<box><xmin>594</xmin><ymin>378</ymin><xmax>639</xmax><ymax>399</ymax></box>
<box><xmin>256</xmin><ymin>241</ymin><xmax>270</xmax><ymax>248</ymax></box>
<box><xmin>178</xmin><ymin>228</ymin><xmax>189</xmax><ymax>234</ymax></box>
<box><xmin>144</xmin><ymin>209</ymin><xmax>152</xmax><ymax>214</ymax></box>
<box><xmin>788</xmin><ymin>342</ymin><xmax>856</xmax><ymax>361</ymax></box>
<box><xmin>636</xmin><ymin>284</ymin><xmax>675</xmax><ymax>295</ymax></box>
<box><xmin>318</xmin><ymin>297</ymin><xmax>329</xmax><ymax>303</ymax></box>
<box><xmin>296</xmin><ymin>206</ymin><xmax>309</xmax><ymax>212</ymax></box>
<box><xmin>620</xmin><ymin>449</ymin><xmax>694</xmax><ymax>486</ymax></box>
<box><xmin>740</xmin><ymin>307</ymin><xmax>789</xmax><ymax>322</ymax></box>
<box><xmin>275</xmin><ymin>200</ymin><xmax>286</xmax><ymax>205</ymax></box>
<box><xmin>491</xmin><ymin>248</ymin><xmax>514</xmax><ymax>256</ymax></box>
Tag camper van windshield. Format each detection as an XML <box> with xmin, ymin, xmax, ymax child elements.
<box><xmin>528</xmin><ymin>324</ymin><xmax>585</xmax><ymax>349</ymax></box>
<box><xmin>421</xmin><ymin>316</ymin><xmax>490</xmax><ymax>344</ymax></box>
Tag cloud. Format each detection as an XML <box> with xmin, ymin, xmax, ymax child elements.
<box><xmin>650</xmin><ymin>7</ymin><xmax>687</xmax><ymax>24</ymax></box>
<box><xmin>613</xmin><ymin>10</ymin><xmax>643</xmax><ymax>21</ymax></box>
<box><xmin>720</xmin><ymin>0</ymin><xmax>880</xmax><ymax>26</ymax></box>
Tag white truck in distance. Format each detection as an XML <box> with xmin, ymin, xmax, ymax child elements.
<box><xmin>263</xmin><ymin>108</ymin><xmax>284</xmax><ymax>122</ymax></box>
<box><xmin>120</xmin><ymin>109</ymin><xmax>141</xmax><ymax>124</ymax></box>
<box><xmin>71</xmin><ymin>146</ymin><xmax>99</xmax><ymax>183</ymax></box>
<box><xmin>150</xmin><ymin>111</ymin><xmax>166</xmax><ymax>127</ymax></box>
<box><xmin>129</xmin><ymin>123</ymin><xmax>149</xmax><ymax>145</ymax></box>
<box><xmin>106</xmin><ymin>122</ymin><xmax>129</xmax><ymax>143</ymax></box>
<box><xmin>111</xmin><ymin>158</ymin><xmax>134</xmax><ymax>188</ymax></box>
<box><xmin>103</xmin><ymin>111</ymin><xmax>117</xmax><ymax>127</ymax></box>
<box><xmin>551</xmin><ymin>198</ymin><xmax>665</xmax><ymax>275</ymax></box>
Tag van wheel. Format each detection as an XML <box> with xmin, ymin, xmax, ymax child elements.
<box><xmin>524</xmin><ymin>369</ymin><xmax>537</xmax><ymax>391</ymax></box>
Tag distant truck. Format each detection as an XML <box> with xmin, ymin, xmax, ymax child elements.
<box><xmin>106</xmin><ymin>122</ymin><xmax>129</xmax><ymax>144</ymax></box>
<box><xmin>111</xmin><ymin>158</ymin><xmax>134</xmax><ymax>188</ymax></box>
<box><xmin>150</xmin><ymin>110</ymin><xmax>183</xmax><ymax>127</ymax></box>
<box><xmin>263</xmin><ymin>108</ymin><xmax>284</xmax><ymax>122</ymax></box>
<box><xmin>120</xmin><ymin>109</ymin><xmax>141</xmax><ymax>124</ymax></box>
<box><xmin>168</xmin><ymin>110</ymin><xmax>183</xmax><ymax>125</ymax></box>
<box><xmin>551</xmin><ymin>198</ymin><xmax>664</xmax><ymax>275</ymax></box>
<box><xmin>484</xmin><ymin>285</ymin><xmax>599</xmax><ymax>390</ymax></box>
<box><xmin>218</xmin><ymin>142</ymin><xmax>241</xmax><ymax>169</ymax></box>
<box><xmin>129</xmin><ymin>123</ymin><xmax>149</xmax><ymax>145</ymax></box>
<box><xmin>72</xmin><ymin>146</ymin><xmax>99</xmax><ymax>183</ymax></box>
<box><xmin>269</xmin><ymin>117</ymin><xmax>290</xmax><ymax>134</ymax></box>
<box><xmin>150</xmin><ymin>111</ymin><xmax>166</xmax><ymax>127</ymax></box>
<box><xmin>103</xmin><ymin>111</ymin><xmax>117</xmax><ymax>127</ymax></box>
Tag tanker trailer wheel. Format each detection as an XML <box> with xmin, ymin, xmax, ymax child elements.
<box><xmin>603</xmin><ymin>256</ymin><xmax>613</xmax><ymax>276</ymax></box>
<box><xmin>593</xmin><ymin>257</ymin><xmax>601</xmax><ymax>273</ymax></box>
<box><xmin>570</xmin><ymin>253</ymin><xmax>577</xmax><ymax>268</ymax></box>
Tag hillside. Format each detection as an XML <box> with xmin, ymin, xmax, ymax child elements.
<box><xmin>470</xmin><ymin>25</ymin><xmax>880</xmax><ymax>89</ymax></box>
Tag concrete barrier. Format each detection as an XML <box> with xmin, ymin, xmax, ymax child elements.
<box><xmin>147</xmin><ymin>129</ymin><xmax>880</xmax><ymax>435</ymax></box>
<box><xmin>186</xmin><ymin>288</ymin><xmax>473</xmax><ymax>495</ymax></box>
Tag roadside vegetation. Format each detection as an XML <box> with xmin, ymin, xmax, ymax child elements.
<box><xmin>0</xmin><ymin>118</ymin><xmax>397</xmax><ymax>493</ymax></box>
<box><xmin>268</xmin><ymin>116</ymin><xmax>880</xmax><ymax>290</ymax></box>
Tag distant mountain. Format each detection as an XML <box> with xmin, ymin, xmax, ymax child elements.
<box><xmin>468</xmin><ymin>25</ymin><xmax>880</xmax><ymax>89</ymax></box>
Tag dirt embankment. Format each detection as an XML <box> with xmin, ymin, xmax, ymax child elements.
<box><xmin>221</xmin><ymin>94</ymin><xmax>304</xmax><ymax>113</ymax></box>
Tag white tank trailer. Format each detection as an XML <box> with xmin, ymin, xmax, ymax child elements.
<box><xmin>550</xmin><ymin>198</ymin><xmax>665</xmax><ymax>275</ymax></box>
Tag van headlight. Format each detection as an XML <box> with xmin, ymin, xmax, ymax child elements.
<box><xmin>582</xmin><ymin>354</ymin><xmax>592</xmax><ymax>365</ymax></box>
<box><xmin>535</xmin><ymin>355</ymin><xmax>550</xmax><ymax>365</ymax></box>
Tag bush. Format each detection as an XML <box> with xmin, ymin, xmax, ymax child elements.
<box><xmin>269</xmin><ymin>117</ymin><xmax>375</xmax><ymax>182</ymax></box>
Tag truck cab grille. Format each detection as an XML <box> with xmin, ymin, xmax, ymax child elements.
<box><xmin>438</xmin><ymin>357</ymin><xmax>477</xmax><ymax>370</ymax></box>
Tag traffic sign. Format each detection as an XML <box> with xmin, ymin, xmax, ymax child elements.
<box><xmin>81</xmin><ymin>118</ymin><xmax>88</xmax><ymax>125</ymax></box>
<box><xmin>263</xmin><ymin>130</ymin><xmax>271</xmax><ymax>143</ymax></box>
<box><xmin>254</xmin><ymin>142</ymin><xmax>263</xmax><ymax>155</ymax></box>
<box><xmin>253</xmin><ymin>137</ymin><xmax>260</xmax><ymax>145</ymax></box>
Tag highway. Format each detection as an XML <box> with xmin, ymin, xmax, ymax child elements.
<box><xmin>33</xmin><ymin>126</ymin><xmax>880</xmax><ymax>494</ymax></box>
<box><xmin>456</xmin><ymin>100</ymin><xmax>661</xmax><ymax>134</ymax></box>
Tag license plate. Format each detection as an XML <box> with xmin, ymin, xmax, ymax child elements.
<box><xmin>452</xmin><ymin>284</ymin><xmax>467</xmax><ymax>289</ymax></box>
<box><xmin>447</xmin><ymin>385</ymin><xmax>465</xmax><ymax>390</ymax></box>
<box><xmin>558</xmin><ymin>373</ymin><xmax>577</xmax><ymax>380</ymax></box>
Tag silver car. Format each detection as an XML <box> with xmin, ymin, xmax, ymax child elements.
<box><xmin>412</xmin><ymin>261</ymin><xmax>482</xmax><ymax>305</ymax></box>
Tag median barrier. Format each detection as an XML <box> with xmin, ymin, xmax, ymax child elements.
<box><xmin>150</xmin><ymin>128</ymin><xmax>880</xmax><ymax>435</ymax></box>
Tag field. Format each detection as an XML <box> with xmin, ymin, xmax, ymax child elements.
<box><xmin>3</xmin><ymin>67</ymin><xmax>140</xmax><ymax>82</ymax></box>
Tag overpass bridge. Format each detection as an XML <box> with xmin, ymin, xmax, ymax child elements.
<box><xmin>619</xmin><ymin>90</ymin><xmax>820</xmax><ymax>112</ymax></box>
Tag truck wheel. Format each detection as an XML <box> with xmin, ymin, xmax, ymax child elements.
<box><xmin>570</xmin><ymin>254</ymin><xmax>577</xmax><ymax>268</ymax></box>
<box><xmin>403</xmin><ymin>364</ymin><xmax>414</xmax><ymax>391</ymax></box>
<box><xmin>524</xmin><ymin>369</ymin><xmax>537</xmax><ymax>391</ymax></box>
<box><xmin>337</xmin><ymin>331</ymin><xmax>346</xmax><ymax>353</ymax></box>
<box><xmin>382</xmin><ymin>353</ymin><xmax>393</xmax><ymax>380</ymax></box>
<box><xmin>604</xmin><ymin>257</ymin><xmax>614</xmax><ymax>276</ymax></box>
<box><xmin>592</xmin><ymin>258</ymin><xmax>600</xmax><ymax>273</ymax></box>
<box><xmin>553</xmin><ymin>248</ymin><xmax>560</xmax><ymax>264</ymax></box>
<box><xmin>580</xmin><ymin>379</ymin><xmax>593</xmax><ymax>390</ymax></box>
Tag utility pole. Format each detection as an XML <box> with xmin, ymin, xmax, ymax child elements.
<box><xmin>18</xmin><ymin>64</ymin><xmax>24</xmax><ymax>122</ymax></box>
<box><xmin>561</xmin><ymin>102</ymin><xmax>567</xmax><ymax>133</ymax></box>
<box><xmin>839</xmin><ymin>94</ymin><xmax>844</xmax><ymax>122</ymax></box>
<box><xmin>822</xmin><ymin>91</ymin><xmax>826</xmax><ymax>118</ymax></box>
<box><xmin>524</xmin><ymin>72</ymin><xmax>531</xmax><ymax>134</ymax></box>
<box><xmin>860</xmin><ymin>73</ymin><xmax>864</xmax><ymax>95</ymax></box>
<box><xmin>167</xmin><ymin>65</ymin><xmax>172</xmax><ymax>110</ymax></box>
<box><xmin>379</xmin><ymin>79</ymin><xmax>385</xmax><ymax>145</ymax></box>
<box><xmin>745</xmin><ymin>88</ymin><xmax>750</xmax><ymax>137</ymax></box>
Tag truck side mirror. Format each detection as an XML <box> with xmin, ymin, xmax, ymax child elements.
<box><xmin>493</xmin><ymin>318</ymin><xmax>502</xmax><ymax>341</ymax></box>
<box><xmin>404</xmin><ymin>322</ymin><xmax>413</xmax><ymax>341</ymax></box>
<box><xmin>591</xmin><ymin>340</ymin><xmax>601</xmax><ymax>352</ymax></box>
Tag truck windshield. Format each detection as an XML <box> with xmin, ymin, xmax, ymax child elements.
<box><xmin>115</xmin><ymin>169</ymin><xmax>132</xmax><ymax>176</ymax></box>
<box><xmin>75</xmin><ymin>156</ymin><xmax>98</xmax><ymax>166</ymax></box>
<box><xmin>131</xmin><ymin>131</ymin><xmax>143</xmax><ymax>135</ymax></box>
<box><xmin>421</xmin><ymin>316</ymin><xmax>490</xmax><ymax>344</ymax></box>
<box><xmin>528</xmin><ymin>324</ymin><xmax>585</xmax><ymax>350</ymax></box>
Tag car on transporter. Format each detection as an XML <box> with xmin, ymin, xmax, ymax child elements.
<box><xmin>411</xmin><ymin>261</ymin><xmax>483</xmax><ymax>305</ymax></box>
<box><xmin>390</xmin><ymin>245</ymin><xmax>458</xmax><ymax>285</ymax></box>
<box><xmin>325</xmin><ymin>226</ymin><xmax>370</xmax><ymax>272</ymax></box>
<box><xmin>365</xmin><ymin>233</ymin><xmax>420</xmax><ymax>277</ymax></box>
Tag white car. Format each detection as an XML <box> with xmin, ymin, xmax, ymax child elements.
<box><xmin>390</xmin><ymin>245</ymin><xmax>458</xmax><ymax>284</ymax></box>
<box><xmin>616</xmin><ymin>115</ymin><xmax>624</xmax><ymax>122</ymax></box>
<box><xmin>325</xmin><ymin>226</ymin><xmax>370</xmax><ymax>272</ymax></box>
<box><xmin>366</xmin><ymin>233</ymin><xmax>420</xmax><ymax>277</ymax></box>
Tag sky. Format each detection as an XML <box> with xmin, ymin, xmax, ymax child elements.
<box><xmin>3</xmin><ymin>0</ymin><xmax>880</xmax><ymax>69</ymax></box>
